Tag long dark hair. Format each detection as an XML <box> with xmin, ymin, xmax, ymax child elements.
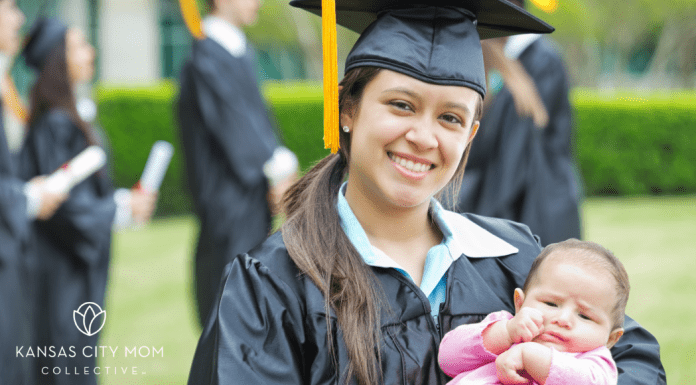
<box><xmin>282</xmin><ymin>67</ymin><xmax>482</xmax><ymax>384</ymax></box>
<box><xmin>27</xmin><ymin>34</ymin><xmax>96</xmax><ymax>145</ymax></box>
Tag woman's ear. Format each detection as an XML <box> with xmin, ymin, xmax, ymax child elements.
<box><xmin>468</xmin><ymin>121</ymin><xmax>480</xmax><ymax>144</ymax></box>
<box><xmin>513</xmin><ymin>288</ymin><xmax>525</xmax><ymax>313</ymax></box>
<box><xmin>606</xmin><ymin>328</ymin><xmax>624</xmax><ymax>349</ymax></box>
<box><xmin>340</xmin><ymin>112</ymin><xmax>353</xmax><ymax>131</ymax></box>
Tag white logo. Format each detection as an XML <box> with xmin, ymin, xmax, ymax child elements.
<box><xmin>73</xmin><ymin>302</ymin><xmax>106</xmax><ymax>336</ymax></box>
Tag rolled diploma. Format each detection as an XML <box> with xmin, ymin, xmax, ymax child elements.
<box><xmin>139</xmin><ymin>141</ymin><xmax>174</xmax><ymax>192</ymax></box>
<box><xmin>45</xmin><ymin>146</ymin><xmax>107</xmax><ymax>194</ymax></box>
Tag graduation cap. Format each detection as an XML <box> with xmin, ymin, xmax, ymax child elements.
<box><xmin>290</xmin><ymin>0</ymin><xmax>554</xmax><ymax>153</ymax></box>
<box><xmin>21</xmin><ymin>17</ymin><xmax>68</xmax><ymax>71</ymax></box>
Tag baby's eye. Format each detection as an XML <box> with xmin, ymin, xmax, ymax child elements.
<box><xmin>579</xmin><ymin>314</ymin><xmax>592</xmax><ymax>321</ymax></box>
<box><xmin>544</xmin><ymin>302</ymin><xmax>557</xmax><ymax>307</ymax></box>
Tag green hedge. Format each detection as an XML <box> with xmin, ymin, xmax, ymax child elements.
<box><xmin>572</xmin><ymin>89</ymin><xmax>696</xmax><ymax>196</ymax></box>
<box><xmin>263</xmin><ymin>81</ymin><xmax>329</xmax><ymax>170</ymax></box>
<box><xmin>96</xmin><ymin>82</ymin><xmax>190</xmax><ymax>216</ymax></box>
<box><xmin>95</xmin><ymin>82</ymin><xmax>696</xmax><ymax>216</ymax></box>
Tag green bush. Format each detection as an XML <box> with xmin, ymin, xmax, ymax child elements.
<box><xmin>95</xmin><ymin>82</ymin><xmax>696</xmax><ymax>217</ymax></box>
<box><xmin>95</xmin><ymin>82</ymin><xmax>191</xmax><ymax>216</ymax></box>
<box><xmin>572</xmin><ymin>89</ymin><xmax>696</xmax><ymax>196</ymax></box>
<box><xmin>263</xmin><ymin>81</ymin><xmax>329</xmax><ymax>171</ymax></box>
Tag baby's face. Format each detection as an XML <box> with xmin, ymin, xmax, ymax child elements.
<box><xmin>517</xmin><ymin>257</ymin><xmax>619</xmax><ymax>353</ymax></box>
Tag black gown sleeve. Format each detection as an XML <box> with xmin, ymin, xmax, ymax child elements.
<box><xmin>20</xmin><ymin>111</ymin><xmax>115</xmax><ymax>266</ymax></box>
<box><xmin>613</xmin><ymin>315</ymin><xmax>666</xmax><ymax>385</ymax></box>
<box><xmin>525</xmin><ymin>41</ymin><xmax>573</xmax><ymax>158</ymax></box>
<box><xmin>179</xmin><ymin>50</ymin><xmax>275</xmax><ymax>188</ymax></box>
<box><xmin>0</xmin><ymin>110</ymin><xmax>29</xmax><ymax>264</ymax></box>
<box><xmin>188</xmin><ymin>253</ymin><xmax>307</xmax><ymax>385</ymax></box>
<box><xmin>0</xmin><ymin>177</ymin><xmax>29</xmax><ymax>267</ymax></box>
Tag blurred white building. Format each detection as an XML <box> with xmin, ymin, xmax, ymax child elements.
<box><xmin>15</xmin><ymin>0</ymin><xmax>308</xmax><ymax>89</ymax></box>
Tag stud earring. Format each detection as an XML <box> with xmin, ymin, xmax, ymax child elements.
<box><xmin>342</xmin><ymin>126</ymin><xmax>350</xmax><ymax>133</ymax></box>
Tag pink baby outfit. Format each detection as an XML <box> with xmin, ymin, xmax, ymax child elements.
<box><xmin>438</xmin><ymin>311</ymin><xmax>617</xmax><ymax>385</ymax></box>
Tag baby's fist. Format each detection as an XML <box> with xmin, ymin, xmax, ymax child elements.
<box><xmin>506</xmin><ymin>307</ymin><xmax>544</xmax><ymax>344</ymax></box>
<box><xmin>496</xmin><ymin>345</ymin><xmax>528</xmax><ymax>384</ymax></box>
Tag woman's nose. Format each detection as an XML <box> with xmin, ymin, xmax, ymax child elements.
<box><xmin>404</xmin><ymin>119</ymin><xmax>438</xmax><ymax>151</ymax></box>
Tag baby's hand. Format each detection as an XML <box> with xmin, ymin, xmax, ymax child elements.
<box><xmin>506</xmin><ymin>307</ymin><xmax>544</xmax><ymax>344</ymax></box>
<box><xmin>496</xmin><ymin>344</ymin><xmax>529</xmax><ymax>384</ymax></box>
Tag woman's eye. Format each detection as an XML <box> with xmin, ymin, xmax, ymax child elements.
<box><xmin>441</xmin><ymin>114</ymin><xmax>462</xmax><ymax>125</ymax></box>
<box><xmin>390</xmin><ymin>101</ymin><xmax>412</xmax><ymax>111</ymax></box>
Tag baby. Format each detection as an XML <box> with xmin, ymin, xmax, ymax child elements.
<box><xmin>439</xmin><ymin>239</ymin><xmax>629</xmax><ymax>384</ymax></box>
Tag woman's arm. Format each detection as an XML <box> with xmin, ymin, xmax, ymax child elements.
<box><xmin>21</xmin><ymin>111</ymin><xmax>116</xmax><ymax>265</ymax></box>
<box><xmin>613</xmin><ymin>316</ymin><xmax>666</xmax><ymax>385</ymax></box>
<box><xmin>188</xmin><ymin>252</ymin><xmax>307</xmax><ymax>385</ymax></box>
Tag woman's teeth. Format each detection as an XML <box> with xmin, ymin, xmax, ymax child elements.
<box><xmin>389</xmin><ymin>153</ymin><xmax>431</xmax><ymax>173</ymax></box>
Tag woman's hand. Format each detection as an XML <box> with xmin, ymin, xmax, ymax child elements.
<box><xmin>28</xmin><ymin>176</ymin><xmax>69</xmax><ymax>220</ymax></box>
<box><xmin>130</xmin><ymin>188</ymin><xmax>158</xmax><ymax>224</ymax></box>
<box><xmin>506</xmin><ymin>307</ymin><xmax>544</xmax><ymax>344</ymax></box>
<box><xmin>267</xmin><ymin>172</ymin><xmax>297</xmax><ymax>216</ymax></box>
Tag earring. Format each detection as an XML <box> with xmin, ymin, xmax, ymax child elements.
<box><xmin>342</xmin><ymin>126</ymin><xmax>350</xmax><ymax>133</ymax></box>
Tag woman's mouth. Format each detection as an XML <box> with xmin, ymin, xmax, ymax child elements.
<box><xmin>387</xmin><ymin>152</ymin><xmax>434</xmax><ymax>173</ymax></box>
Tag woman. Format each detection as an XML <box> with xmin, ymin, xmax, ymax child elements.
<box><xmin>19</xmin><ymin>18</ymin><xmax>156</xmax><ymax>385</ymax></box>
<box><xmin>188</xmin><ymin>1</ymin><xmax>665</xmax><ymax>384</ymax></box>
<box><xmin>1</xmin><ymin>3</ymin><xmax>68</xmax><ymax>384</ymax></box>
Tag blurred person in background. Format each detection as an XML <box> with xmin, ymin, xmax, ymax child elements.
<box><xmin>18</xmin><ymin>17</ymin><xmax>158</xmax><ymax>385</ymax></box>
<box><xmin>0</xmin><ymin>2</ymin><xmax>68</xmax><ymax>384</ymax></box>
<box><xmin>456</xmin><ymin>0</ymin><xmax>582</xmax><ymax>246</ymax></box>
<box><xmin>177</xmin><ymin>0</ymin><xmax>298</xmax><ymax>326</ymax></box>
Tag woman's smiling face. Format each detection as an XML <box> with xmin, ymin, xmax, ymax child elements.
<box><xmin>343</xmin><ymin>69</ymin><xmax>480</xmax><ymax>210</ymax></box>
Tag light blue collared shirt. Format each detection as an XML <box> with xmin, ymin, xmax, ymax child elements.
<box><xmin>337</xmin><ymin>184</ymin><xmax>466</xmax><ymax>320</ymax></box>
<box><xmin>337</xmin><ymin>183</ymin><xmax>520</xmax><ymax>321</ymax></box>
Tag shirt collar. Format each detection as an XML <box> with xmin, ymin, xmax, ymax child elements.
<box><xmin>0</xmin><ymin>53</ymin><xmax>9</xmax><ymax>92</ymax></box>
<box><xmin>203</xmin><ymin>16</ymin><xmax>247</xmax><ymax>58</ymax></box>
<box><xmin>337</xmin><ymin>183</ymin><xmax>395</xmax><ymax>268</ymax></box>
<box><xmin>337</xmin><ymin>183</ymin><xmax>517</xmax><ymax>263</ymax></box>
<box><xmin>504</xmin><ymin>33</ymin><xmax>541</xmax><ymax>60</ymax></box>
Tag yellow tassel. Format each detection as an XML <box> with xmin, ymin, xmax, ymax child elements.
<box><xmin>322</xmin><ymin>0</ymin><xmax>339</xmax><ymax>153</ymax></box>
<box><xmin>1</xmin><ymin>74</ymin><xmax>28</xmax><ymax>123</ymax></box>
<box><xmin>179</xmin><ymin>0</ymin><xmax>205</xmax><ymax>39</ymax></box>
<box><xmin>528</xmin><ymin>0</ymin><xmax>558</xmax><ymax>13</ymax></box>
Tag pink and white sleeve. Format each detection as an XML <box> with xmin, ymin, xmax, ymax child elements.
<box><xmin>545</xmin><ymin>347</ymin><xmax>618</xmax><ymax>385</ymax></box>
<box><xmin>438</xmin><ymin>310</ymin><xmax>513</xmax><ymax>378</ymax></box>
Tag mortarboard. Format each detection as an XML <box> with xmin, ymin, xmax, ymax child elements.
<box><xmin>290</xmin><ymin>0</ymin><xmax>554</xmax><ymax>153</ymax></box>
<box><xmin>21</xmin><ymin>17</ymin><xmax>68</xmax><ymax>71</ymax></box>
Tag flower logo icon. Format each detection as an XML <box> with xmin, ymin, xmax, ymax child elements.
<box><xmin>74</xmin><ymin>302</ymin><xmax>106</xmax><ymax>336</ymax></box>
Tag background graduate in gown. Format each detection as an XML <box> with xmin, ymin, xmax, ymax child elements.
<box><xmin>18</xmin><ymin>18</ymin><xmax>157</xmax><ymax>385</ymax></box>
<box><xmin>177</xmin><ymin>0</ymin><xmax>298</xmax><ymax>326</ymax></box>
<box><xmin>456</xmin><ymin>0</ymin><xmax>582</xmax><ymax>245</ymax></box>
<box><xmin>0</xmin><ymin>3</ymin><xmax>67</xmax><ymax>384</ymax></box>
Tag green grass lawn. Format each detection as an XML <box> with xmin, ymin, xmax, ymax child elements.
<box><xmin>98</xmin><ymin>196</ymin><xmax>696</xmax><ymax>384</ymax></box>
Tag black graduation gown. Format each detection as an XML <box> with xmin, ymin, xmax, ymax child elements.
<box><xmin>19</xmin><ymin>109</ymin><xmax>116</xmax><ymax>385</ymax></box>
<box><xmin>177</xmin><ymin>37</ymin><xmax>277</xmax><ymax>325</ymax></box>
<box><xmin>0</xmin><ymin>103</ymin><xmax>32</xmax><ymax>384</ymax></box>
<box><xmin>458</xmin><ymin>37</ymin><xmax>582</xmax><ymax>246</ymax></box>
<box><xmin>187</xmin><ymin>214</ymin><xmax>665</xmax><ymax>385</ymax></box>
